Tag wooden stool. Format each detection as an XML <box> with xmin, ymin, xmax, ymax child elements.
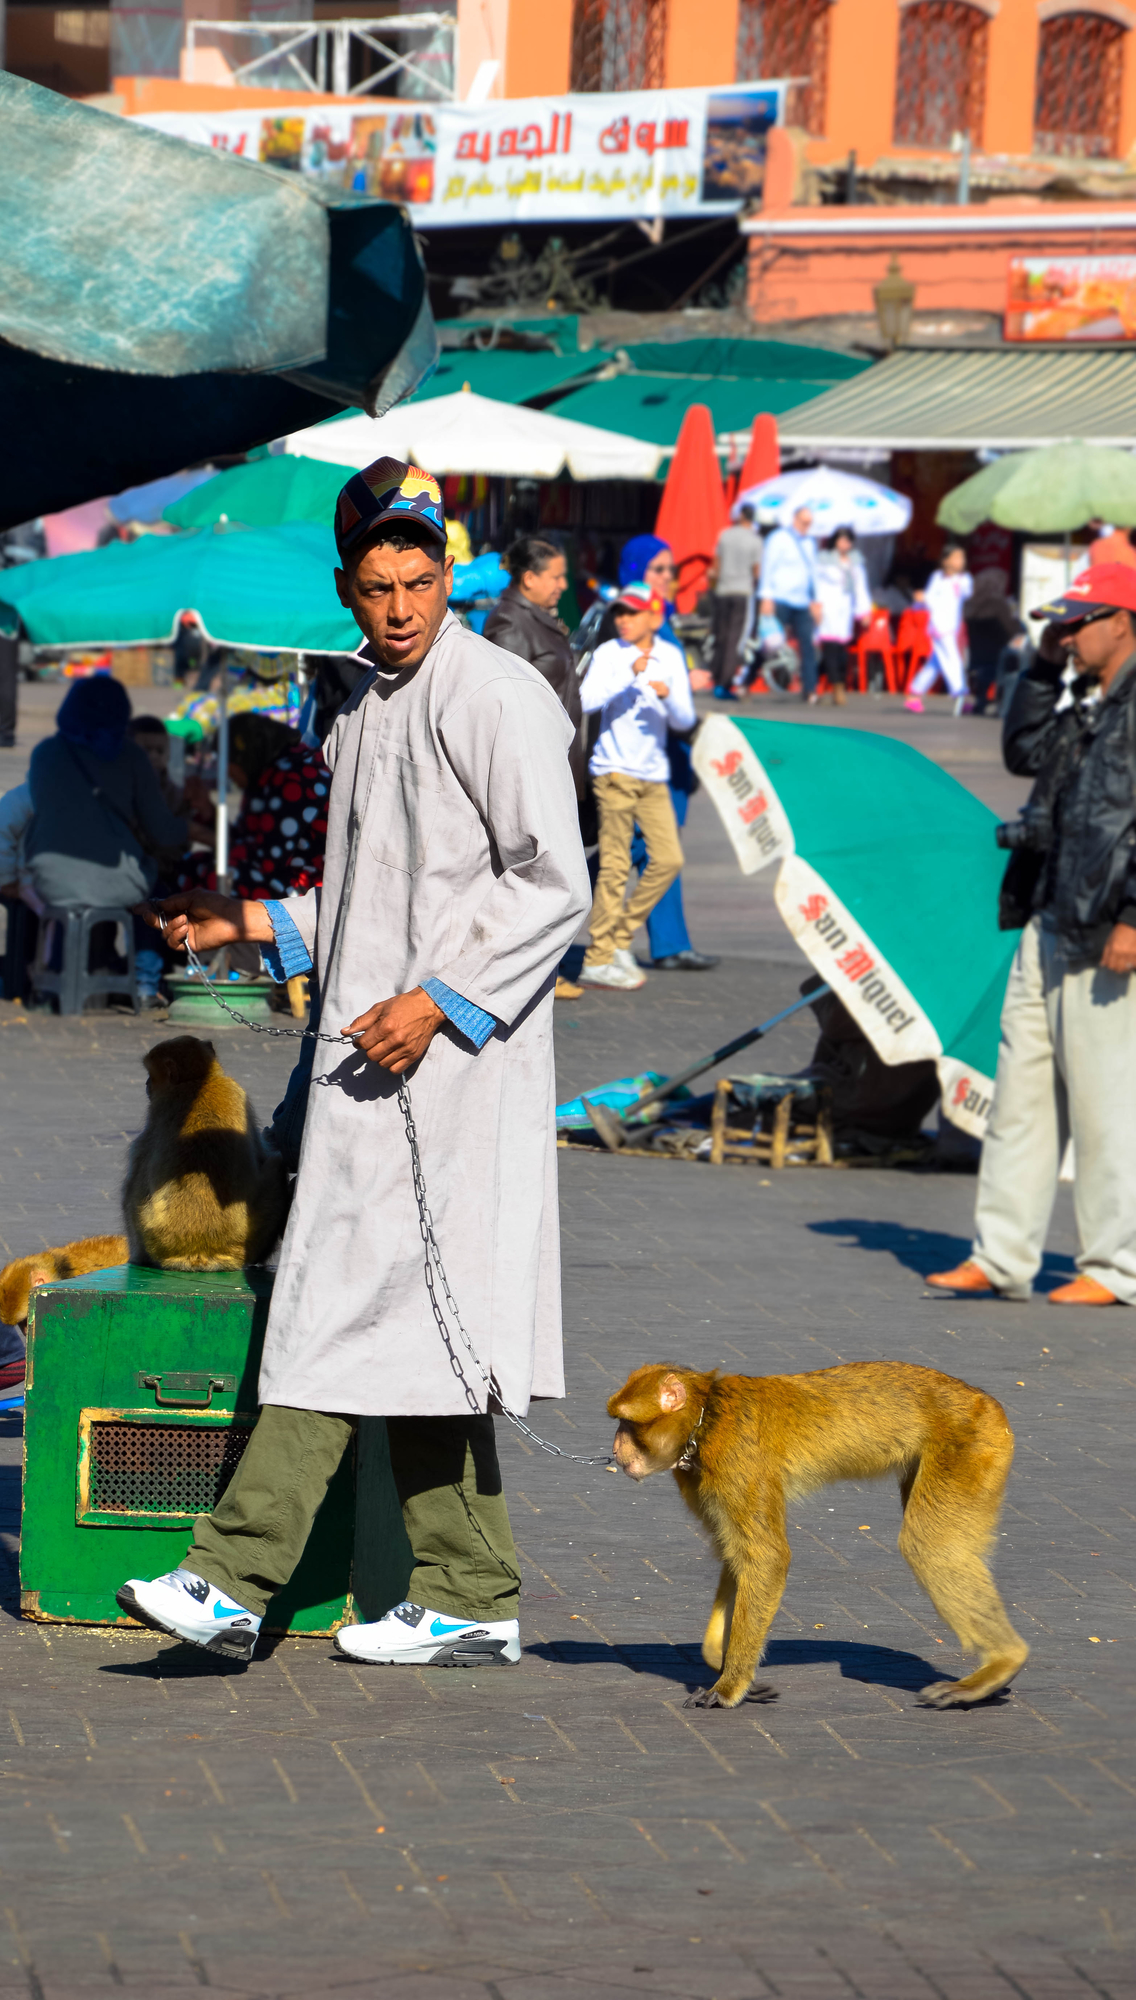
<box><xmin>710</xmin><ymin>1078</ymin><xmax>834</xmax><ymax>1168</ymax></box>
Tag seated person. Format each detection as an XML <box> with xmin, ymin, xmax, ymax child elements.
<box><xmin>128</xmin><ymin>714</ymin><xmax>185</xmax><ymax>816</ymax></box>
<box><xmin>25</xmin><ymin>677</ymin><xmax>189</xmax><ymax>1007</ymax></box>
<box><xmin>177</xmin><ymin>714</ymin><xmax>328</xmax><ymax>901</ymax></box>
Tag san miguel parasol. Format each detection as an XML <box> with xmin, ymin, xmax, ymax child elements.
<box><xmin>693</xmin><ymin>715</ymin><xmax>1018</xmax><ymax>1135</ymax></box>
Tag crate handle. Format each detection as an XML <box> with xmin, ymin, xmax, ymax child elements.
<box><xmin>137</xmin><ymin>1372</ymin><xmax>236</xmax><ymax>1408</ymax></box>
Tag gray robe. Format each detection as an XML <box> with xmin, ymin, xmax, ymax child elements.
<box><xmin>258</xmin><ymin>612</ymin><xmax>590</xmax><ymax>1417</ymax></box>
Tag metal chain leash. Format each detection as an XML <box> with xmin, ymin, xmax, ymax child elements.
<box><xmin>179</xmin><ymin>939</ymin><xmax>613</xmax><ymax>1466</ymax></box>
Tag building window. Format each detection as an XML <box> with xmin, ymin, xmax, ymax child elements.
<box><xmin>570</xmin><ymin>0</ymin><xmax>667</xmax><ymax>91</ymax></box>
<box><xmin>735</xmin><ymin>0</ymin><xmax>831</xmax><ymax>136</ymax></box>
<box><xmin>1035</xmin><ymin>12</ymin><xmax>1125</xmax><ymax>156</ymax></box>
<box><xmin>893</xmin><ymin>0</ymin><xmax>989</xmax><ymax>149</ymax></box>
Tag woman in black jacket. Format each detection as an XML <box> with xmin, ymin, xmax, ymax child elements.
<box><xmin>483</xmin><ymin>538</ymin><xmax>587</xmax><ymax>800</ymax></box>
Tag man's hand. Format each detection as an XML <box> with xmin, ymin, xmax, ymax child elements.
<box><xmin>647</xmin><ymin>679</ymin><xmax>670</xmax><ymax>699</ymax></box>
<box><xmin>133</xmin><ymin>890</ymin><xmax>274</xmax><ymax>956</ymax></box>
<box><xmin>810</xmin><ymin>600</ymin><xmax>823</xmax><ymax>624</ymax></box>
<box><xmin>341</xmin><ymin>988</ymin><xmax>446</xmax><ymax>1073</ymax></box>
<box><xmin>1101</xmin><ymin>921</ymin><xmax>1136</xmax><ymax>973</ymax></box>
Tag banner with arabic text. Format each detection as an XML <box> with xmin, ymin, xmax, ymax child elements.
<box><xmin>135</xmin><ymin>83</ymin><xmax>786</xmax><ymax>227</ymax></box>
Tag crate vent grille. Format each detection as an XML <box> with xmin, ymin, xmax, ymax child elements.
<box><xmin>88</xmin><ymin>1420</ymin><xmax>251</xmax><ymax>1516</ymax></box>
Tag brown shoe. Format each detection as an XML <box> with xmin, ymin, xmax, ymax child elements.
<box><xmin>833</xmin><ymin>684</ymin><xmax>847</xmax><ymax>706</ymax></box>
<box><xmin>926</xmin><ymin>1260</ymin><xmax>994</xmax><ymax>1294</ymax></box>
<box><xmin>1048</xmin><ymin>1275</ymin><xmax>1117</xmax><ymax>1306</ymax></box>
<box><xmin>555</xmin><ymin>977</ymin><xmax>584</xmax><ymax>1001</ymax></box>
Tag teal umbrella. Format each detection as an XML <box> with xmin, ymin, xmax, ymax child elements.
<box><xmin>0</xmin><ymin>74</ymin><xmax>435</xmax><ymax>529</ymax></box>
<box><xmin>0</xmin><ymin>523</ymin><xmax>358</xmax><ymax>654</ymax></box>
<box><xmin>164</xmin><ymin>457</ymin><xmax>357</xmax><ymax>531</ymax></box>
<box><xmin>693</xmin><ymin>715</ymin><xmax>1017</xmax><ymax>1135</ymax></box>
<box><xmin>937</xmin><ymin>441</ymin><xmax>1136</xmax><ymax>534</ymax></box>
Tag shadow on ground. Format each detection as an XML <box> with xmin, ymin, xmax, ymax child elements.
<box><xmin>527</xmin><ymin>1635</ymin><xmax>944</xmax><ymax>1692</ymax></box>
<box><xmin>807</xmin><ymin>1218</ymin><xmax>1075</xmax><ymax>1289</ymax></box>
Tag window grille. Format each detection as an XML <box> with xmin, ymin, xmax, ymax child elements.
<box><xmin>1035</xmin><ymin>12</ymin><xmax>1125</xmax><ymax>157</ymax></box>
<box><xmin>735</xmin><ymin>0</ymin><xmax>831</xmax><ymax>136</ymax></box>
<box><xmin>893</xmin><ymin>0</ymin><xmax>988</xmax><ymax>149</ymax></box>
<box><xmin>570</xmin><ymin>0</ymin><xmax>667</xmax><ymax>92</ymax></box>
<box><xmin>86</xmin><ymin>1419</ymin><xmax>251</xmax><ymax>1520</ymax></box>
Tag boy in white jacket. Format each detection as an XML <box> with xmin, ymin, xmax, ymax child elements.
<box><xmin>578</xmin><ymin>582</ymin><xmax>695</xmax><ymax>990</ymax></box>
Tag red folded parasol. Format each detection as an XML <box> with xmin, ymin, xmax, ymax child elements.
<box><xmin>654</xmin><ymin>403</ymin><xmax>727</xmax><ymax>614</ymax></box>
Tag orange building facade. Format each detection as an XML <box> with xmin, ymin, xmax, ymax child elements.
<box><xmin>461</xmin><ymin>0</ymin><xmax>1136</xmax><ymax>164</ymax></box>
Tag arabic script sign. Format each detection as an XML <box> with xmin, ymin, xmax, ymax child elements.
<box><xmin>136</xmin><ymin>83</ymin><xmax>785</xmax><ymax>226</ymax></box>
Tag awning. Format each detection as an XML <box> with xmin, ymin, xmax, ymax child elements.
<box><xmin>408</xmin><ymin>349</ymin><xmax>604</xmax><ymax>405</ymax></box>
<box><xmin>549</xmin><ymin>372</ymin><xmax>851</xmax><ymax>451</ymax></box>
<box><xmin>778</xmin><ymin>348</ymin><xmax>1136</xmax><ymax>451</ymax></box>
<box><xmin>285</xmin><ymin>390</ymin><xmax>663</xmax><ymax>480</ymax></box>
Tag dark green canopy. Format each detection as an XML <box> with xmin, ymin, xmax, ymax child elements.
<box><xmin>0</xmin><ymin>74</ymin><xmax>436</xmax><ymax>529</ymax></box>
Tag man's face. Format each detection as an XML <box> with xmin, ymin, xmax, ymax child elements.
<box><xmin>1061</xmin><ymin>608</ymin><xmax>1133</xmax><ymax>673</ymax></box>
<box><xmin>335</xmin><ymin>535</ymin><xmax>454</xmax><ymax>670</ymax></box>
<box><xmin>135</xmin><ymin>732</ymin><xmax>169</xmax><ymax>778</ymax></box>
<box><xmin>614</xmin><ymin>604</ymin><xmax>655</xmax><ymax>647</ymax></box>
<box><xmin>793</xmin><ymin>508</ymin><xmax>813</xmax><ymax>535</ymax></box>
<box><xmin>943</xmin><ymin>548</ymin><xmax>967</xmax><ymax>575</ymax></box>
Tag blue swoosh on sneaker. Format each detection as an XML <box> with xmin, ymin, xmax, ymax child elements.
<box><xmin>213</xmin><ymin>1601</ymin><xmax>243</xmax><ymax>1619</ymax></box>
<box><xmin>429</xmin><ymin>1616</ymin><xmax>473</xmax><ymax>1636</ymax></box>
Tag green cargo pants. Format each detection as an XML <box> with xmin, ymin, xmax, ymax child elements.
<box><xmin>184</xmin><ymin>1406</ymin><xmax>521</xmax><ymax>1623</ymax></box>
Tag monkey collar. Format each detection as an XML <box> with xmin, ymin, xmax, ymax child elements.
<box><xmin>675</xmin><ymin>1405</ymin><xmax>706</xmax><ymax>1473</ymax></box>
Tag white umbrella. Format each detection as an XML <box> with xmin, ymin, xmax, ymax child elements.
<box><xmin>737</xmin><ymin>465</ymin><xmax>912</xmax><ymax>536</ymax></box>
<box><xmin>284</xmin><ymin>389</ymin><xmax>662</xmax><ymax>482</ymax></box>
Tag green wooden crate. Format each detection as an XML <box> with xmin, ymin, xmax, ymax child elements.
<box><xmin>21</xmin><ymin>1265</ymin><xmax>413</xmax><ymax>1633</ymax></box>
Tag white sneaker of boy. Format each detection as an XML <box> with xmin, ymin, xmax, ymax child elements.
<box><xmin>116</xmin><ymin>1567</ymin><xmax>262</xmax><ymax>1661</ymax></box>
<box><xmin>335</xmin><ymin>1600</ymin><xmax>520</xmax><ymax>1667</ymax></box>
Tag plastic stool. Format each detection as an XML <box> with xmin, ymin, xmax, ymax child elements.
<box><xmin>30</xmin><ymin>904</ymin><xmax>138</xmax><ymax>1015</ymax></box>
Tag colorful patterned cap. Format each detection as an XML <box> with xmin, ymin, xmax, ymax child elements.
<box><xmin>334</xmin><ymin>456</ymin><xmax>446</xmax><ymax>558</ymax></box>
<box><xmin>612</xmin><ymin>580</ymin><xmax>665</xmax><ymax>616</ymax></box>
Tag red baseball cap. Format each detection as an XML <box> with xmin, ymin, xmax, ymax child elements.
<box><xmin>1030</xmin><ymin>561</ymin><xmax>1136</xmax><ymax>622</ymax></box>
<box><xmin>612</xmin><ymin>581</ymin><xmax>665</xmax><ymax>615</ymax></box>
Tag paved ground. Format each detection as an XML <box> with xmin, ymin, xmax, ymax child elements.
<box><xmin>0</xmin><ymin>691</ymin><xmax>1131</xmax><ymax>1999</ymax></box>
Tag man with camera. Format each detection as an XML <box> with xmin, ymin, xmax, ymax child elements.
<box><xmin>929</xmin><ymin>563</ymin><xmax>1136</xmax><ymax>1307</ymax></box>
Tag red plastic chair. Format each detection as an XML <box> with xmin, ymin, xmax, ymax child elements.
<box><xmin>849</xmin><ymin>609</ymin><xmax>898</xmax><ymax>693</ymax></box>
<box><xmin>895</xmin><ymin>606</ymin><xmax>932</xmax><ymax>691</ymax></box>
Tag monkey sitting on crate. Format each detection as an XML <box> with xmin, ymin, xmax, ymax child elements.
<box><xmin>123</xmin><ymin>1037</ymin><xmax>289</xmax><ymax>1272</ymax></box>
<box><xmin>608</xmin><ymin>1359</ymin><xmax>1029</xmax><ymax>1712</ymax></box>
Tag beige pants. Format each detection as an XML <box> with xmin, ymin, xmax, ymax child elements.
<box><xmin>584</xmin><ymin>772</ymin><xmax>683</xmax><ymax>968</ymax></box>
<box><xmin>972</xmin><ymin>916</ymin><xmax>1136</xmax><ymax>1303</ymax></box>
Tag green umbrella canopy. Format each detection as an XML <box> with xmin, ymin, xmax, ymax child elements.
<box><xmin>0</xmin><ymin>74</ymin><xmax>435</xmax><ymax>529</ymax></box>
<box><xmin>937</xmin><ymin>441</ymin><xmax>1136</xmax><ymax>534</ymax></box>
<box><xmin>164</xmin><ymin>457</ymin><xmax>356</xmax><ymax>530</ymax></box>
<box><xmin>0</xmin><ymin>523</ymin><xmax>358</xmax><ymax>653</ymax></box>
<box><xmin>693</xmin><ymin>715</ymin><xmax>1017</xmax><ymax>1136</ymax></box>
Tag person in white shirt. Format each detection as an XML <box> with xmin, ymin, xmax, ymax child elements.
<box><xmin>906</xmin><ymin>545</ymin><xmax>974</xmax><ymax>713</ymax></box>
<box><xmin>815</xmin><ymin>527</ymin><xmax>872</xmax><ymax>706</ymax></box>
<box><xmin>578</xmin><ymin>582</ymin><xmax>695</xmax><ymax>991</ymax></box>
<box><xmin>759</xmin><ymin>503</ymin><xmax>822</xmax><ymax>701</ymax></box>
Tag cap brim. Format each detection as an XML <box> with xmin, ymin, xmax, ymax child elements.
<box><xmin>1029</xmin><ymin>597</ymin><xmax>1115</xmax><ymax>622</ymax></box>
<box><xmin>338</xmin><ymin>506</ymin><xmax>447</xmax><ymax>556</ymax></box>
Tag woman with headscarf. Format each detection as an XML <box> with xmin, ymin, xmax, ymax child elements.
<box><xmin>177</xmin><ymin>713</ymin><xmax>329</xmax><ymax>901</ymax></box>
<box><xmin>25</xmin><ymin>675</ymin><xmax>189</xmax><ymax>1006</ymax></box>
<box><xmin>617</xmin><ymin>534</ymin><xmax>718</xmax><ymax>972</ymax></box>
<box><xmin>963</xmin><ymin>568</ymin><xmax>1019</xmax><ymax>715</ymax></box>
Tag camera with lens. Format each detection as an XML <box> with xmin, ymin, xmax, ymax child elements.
<box><xmin>995</xmin><ymin>801</ymin><xmax>1053</xmax><ymax>853</ymax></box>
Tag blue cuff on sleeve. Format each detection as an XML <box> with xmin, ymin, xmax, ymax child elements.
<box><xmin>261</xmin><ymin>900</ymin><xmax>314</xmax><ymax>984</ymax></box>
<box><xmin>422</xmin><ymin>977</ymin><xmax>497</xmax><ymax>1050</ymax></box>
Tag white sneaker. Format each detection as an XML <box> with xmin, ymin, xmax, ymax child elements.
<box><xmin>613</xmin><ymin>947</ymin><xmax>645</xmax><ymax>977</ymax></box>
<box><xmin>116</xmin><ymin>1567</ymin><xmax>262</xmax><ymax>1661</ymax></box>
<box><xmin>578</xmin><ymin>960</ymin><xmax>646</xmax><ymax>991</ymax></box>
<box><xmin>335</xmin><ymin>1600</ymin><xmax>521</xmax><ymax>1667</ymax></box>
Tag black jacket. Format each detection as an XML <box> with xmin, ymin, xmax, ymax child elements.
<box><xmin>1001</xmin><ymin>650</ymin><xmax>1136</xmax><ymax>952</ymax></box>
<box><xmin>483</xmin><ymin>586</ymin><xmax>587</xmax><ymax>798</ymax></box>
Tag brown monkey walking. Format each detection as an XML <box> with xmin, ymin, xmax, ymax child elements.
<box><xmin>123</xmin><ymin>1038</ymin><xmax>288</xmax><ymax>1272</ymax></box>
<box><xmin>0</xmin><ymin>1235</ymin><xmax>127</xmax><ymax>1330</ymax></box>
<box><xmin>608</xmin><ymin>1360</ymin><xmax>1029</xmax><ymax>1711</ymax></box>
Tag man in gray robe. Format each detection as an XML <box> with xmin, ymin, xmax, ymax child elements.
<box><xmin>119</xmin><ymin>459</ymin><xmax>590</xmax><ymax>1668</ymax></box>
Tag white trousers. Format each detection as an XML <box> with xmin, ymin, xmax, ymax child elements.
<box><xmin>911</xmin><ymin>632</ymin><xmax>966</xmax><ymax>698</ymax></box>
<box><xmin>972</xmin><ymin>916</ymin><xmax>1136</xmax><ymax>1302</ymax></box>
